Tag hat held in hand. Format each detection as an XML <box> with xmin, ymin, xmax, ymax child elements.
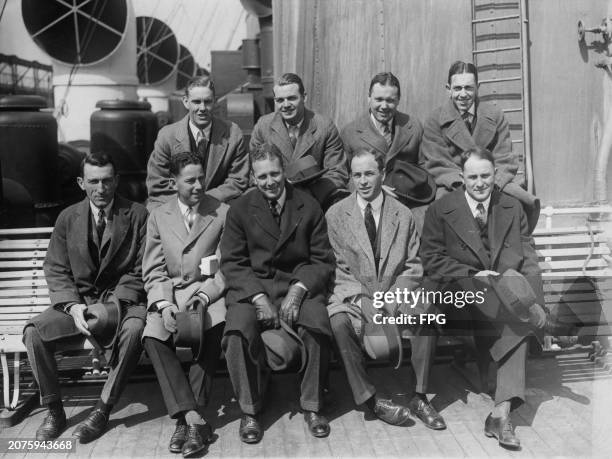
<box><xmin>285</xmin><ymin>155</ymin><xmax>329</xmax><ymax>185</ymax></box>
<box><xmin>383</xmin><ymin>160</ymin><xmax>436</xmax><ymax>207</ymax></box>
<box><xmin>174</xmin><ymin>301</ymin><xmax>207</xmax><ymax>360</ymax></box>
<box><xmin>489</xmin><ymin>268</ymin><xmax>537</xmax><ymax>322</ymax></box>
<box><xmin>84</xmin><ymin>296</ymin><xmax>122</xmax><ymax>348</ymax></box>
<box><xmin>261</xmin><ymin>321</ymin><xmax>307</xmax><ymax>372</ymax></box>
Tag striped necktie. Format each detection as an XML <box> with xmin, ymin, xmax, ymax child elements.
<box><xmin>96</xmin><ymin>209</ymin><xmax>106</xmax><ymax>240</ymax></box>
<box><xmin>475</xmin><ymin>202</ymin><xmax>486</xmax><ymax>230</ymax></box>
<box><xmin>185</xmin><ymin>207</ymin><xmax>196</xmax><ymax>230</ymax></box>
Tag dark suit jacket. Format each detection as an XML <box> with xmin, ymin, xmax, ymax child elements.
<box><xmin>249</xmin><ymin>109</ymin><xmax>348</xmax><ymax>205</ymax></box>
<box><xmin>419</xmin><ymin>189</ymin><xmax>543</xmax><ymax>361</ymax></box>
<box><xmin>421</xmin><ymin>99</ymin><xmax>518</xmax><ymax>191</ymax></box>
<box><xmin>341</xmin><ymin>111</ymin><xmax>423</xmax><ymax>169</ymax></box>
<box><xmin>146</xmin><ymin>115</ymin><xmax>248</xmax><ymax>210</ymax></box>
<box><xmin>27</xmin><ymin>196</ymin><xmax>148</xmax><ymax>351</ymax></box>
<box><xmin>220</xmin><ymin>185</ymin><xmax>334</xmax><ymax>353</ymax></box>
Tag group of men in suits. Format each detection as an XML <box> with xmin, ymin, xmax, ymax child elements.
<box><xmin>21</xmin><ymin>61</ymin><xmax>570</xmax><ymax>454</ymax></box>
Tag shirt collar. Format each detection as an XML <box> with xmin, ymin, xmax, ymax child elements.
<box><xmin>273</xmin><ymin>187</ymin><xmax>287</xmax><ymax>210</ymax></box>
<box><xmin>189</xmin><ymin>119</ymin><xmax>211</xmax><ymax>143</ymax></box>
<box><xmin>284</xmin><ymin>117</ymin><xmax>304</xmax><ymax>132</ymax></box>
<box><xmin>356</xmin><ymin>190</ymin><xmax>384</xmax><ymax>214</ymax></box>
<box><xmin>177</xmin><ymin>197</ymin><xmax>198</xmax><ymax>216</ymax></box>
<box><xmin>464</xmin><ymin>190</ymin><xmax>490</xmax><ymax>217</ymax></box>
<box><xmin>89</xmin><ymin>200</ymin><xmax>113</xmax><ymax>220</ymax></box>
<box><xmin>369</xmin><ymin>111</ymin><xmax>394</xmax><ymax>134</ymax></box>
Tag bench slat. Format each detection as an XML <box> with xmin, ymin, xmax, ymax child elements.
<box><xmin>533</xmin><ymin>226</ymin><xmax>604</xmax><ymax>236</ymax></box>
<box><xmin>0</xmin><ymin>228</ymin><xmax>53</xmax><ymax>236</ymax></box>
<box><xmin>539</xmin><ymin>258</ymin><xmax>609</xmax><ymax>270</ymax></box>
<box><xmin>0</xmin><ymin>306</ymin><xmax>47</xmax><ymax>314</ymax></box>
<box><xmin>0</xmin><ymin>279</ymin><xmax>47</xmax><ymax>287</ymax></box>
<box><xmin>0</xmin><ymin>240</ymin><xmax>50</xmax><ymax>249</ymax></box>
<box><xmin>537</xmin><ymin>246</ymin><xmax>611</xmax><ymax>257</ymax></box>
<box><xmin>0</xmin><ymin>297</ymin><xmax>50</xmax><ymax>306</ymax></box>
<box><xmin>534</xmin><ymin>234</ymin><xmax>608</xmax><ymax>245</ymax></box>
<box><xmin>543</xmin><ymin>270</ymin><xmax>611</xmax><ymax>279</ymax></box>
<box><xmin>0</xmin><ymin>269</ymin><xmax>46</xmax><ymax>279</ymax></box>
<box><xmin>0</xmin><ymin>250</ymin><xmax>48</xmax><ymax>259</ymax></box>
<box><xmin>0</xmin><ymin>288</ymin><xmax>49</xmax><ymax>298</ymax></box>
<box><xmin>0</xmin><ymin>260</ymin><xmax>45</xmax><ymax>269</ymax></box>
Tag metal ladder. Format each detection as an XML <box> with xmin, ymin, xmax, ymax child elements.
<box><xmin>470</xmin><ymin>0</ymin><xmax>533</xmax><ymax>193</ymax></box>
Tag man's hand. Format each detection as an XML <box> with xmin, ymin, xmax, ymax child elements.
<box><xmin>382</xmin><ymin>184</ymin><xmax>398</xmax><ymax>199</ymax></box>
<box><xmin>475</xmin><ymin>270</ymin><xmax>500</xmax><ymax>277</ymax></box>
<box><xmin>161</xmin><ymin>304</ymin><xmax>179</xmax><ymax>333</ymax></box>
<box><xmin>280</xmin><ymin>284</ymin><xmax>307</xmax><ymax>328</ymax></box>
<box><xmin>185</xmin><ymin>293</ymin><xmax>208</xmax><ymax>311</ymax></box>
<box><xmin>68</xmin><ymin>304</ymin><xmax>90</xmax><ymax>336</ymax></box>
<box><xmin>253</xmin><ymin>295</ymin><xmax>279</xmax><ymax>329</ymax></box>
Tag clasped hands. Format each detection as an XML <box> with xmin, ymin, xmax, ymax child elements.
<box><xmin>254</xmin><ymin>284</ymin><xmax>307</xmax><ymax>329</ymax></box>
<box><xmin>160</xmin><ymin>294</ymin><xmax>209</xmax><ymax>334</ymax></box>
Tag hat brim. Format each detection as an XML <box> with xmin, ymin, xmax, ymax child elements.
<box><xmin>287</xmin><ymin>167</ymin><xmax>329</xmax><ymax>185</ymax></box>
<box><xmin>86</xmin><ymin>296</ymin><xmax>122</xmax><ymax>348</ymax></box>
<box><xmin>362</xmin><ymin>321</ymin><xmax>403</xmax><ymax>370</ymax></box>
<box><xmin>261</xmin><ymin>321</ymin><xmax>307</xmax><ymax>372</ymax></box>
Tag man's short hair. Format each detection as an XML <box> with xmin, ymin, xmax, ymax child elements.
<box><xmin>249</xmin><ymin>143</ymin><xmax>285</xmax><ymax>171</ymax></box>
<box><xmin>447</xmin><ymin>61</ymin><xmax>479</xmax><ymax>85</ymax></box>
<box><xmin>79</xmin><ymin>152</ymin><xmax>116</xmax><ymax>177</ymax></box>
<box><xmin>460</xmin><ymin>147</ymin><xmax>495</xmax><ymax>170</ymax></box>
<box><xmin>349</xmin><ymin>149</ymin><xmax>385</xmax><ymax>173</ymax></box>
<box><xmin>368</xmin><ymin>72</ymin><xmax>401</xmax><ymax>99</ymax></box>
<box><xmin>275</xmin><ymin>73</ymin><xmax>305</xmax><ymax>96</ymax></box>
<box><xmin>169</xmin><ymin>152</ymin><xmax>202</xmax><ymax>176</ymax></box>
<box><xmin>184</xmin><ymin>75</ymin><xmax>215</xmax><ymax>97</ymax></box>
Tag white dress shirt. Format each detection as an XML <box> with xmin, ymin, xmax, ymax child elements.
<box><xmin>356</xmin><ymin>192</ymin><xmax>384</xmax><ymax>229</ymax></box>
<box><xmin>189</xmin><ymin>120</ymin><xmax>211</xmax><ymax>145</ymax></box>
<box><xmin>464</xmin><ymin>191</ymin><xmax>490</xmax><ymax>221</ymax></box>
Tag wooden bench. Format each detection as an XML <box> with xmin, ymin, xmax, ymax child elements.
<box><xmin>0</xmin><ymin>227</ymin><xmax>97</xmax><ymax>425</ymax></box>
<box><xmin>533</xmin><ymin>207</ymin><xmax>612</xmax><ymax>352</ymax></box>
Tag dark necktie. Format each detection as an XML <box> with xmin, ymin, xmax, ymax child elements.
<box><xmin>288</xmin><ymin>125</ymin><xmax>298</xmax><ymax>149</ymax></box>
<box><xmin>96</xmin><ymin>209</ymin><xmax>106</xmax><ymax>241</ymax></box>
<box><xmin>269</xmin><ymin>199</ymin><xmax>281</xmax><ymax>226</ymax></box>
<box><xmin>364</xmin><ymin>203</ymin><xmax>377</xmax><ymax>253</ymax></box>
<box><xmin>197</xmin><ymin>131</ymin><xmax>209</xmax><ymax>172</ymax></box>
<box><xmin>462</xmin><ymin>112</ymin><xmax>473</xmax><ymax>134</ymax></box>
<box><xmin>382</xmin><ymin>122</ymin><xmax>392</xmax><ymax>147</ymax></box>
<box><xmin>475</xmin><ymin>202</ymin><xmax>486</xmax><ymax>230</ymax></box>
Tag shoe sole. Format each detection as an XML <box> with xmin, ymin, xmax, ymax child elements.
<box><xmin>484</xmin><ymin>430</ymin><xmax>521</xmax><ymax>449</ymax></box>
<box><xmin>169</xmin><ymin>445</ymin><xmax>184</xmax><ymax>453</ymax></box>
<box><xmin>182</xmin><ymin>444</ymin><xmax>207</xmax><ymax>458</ymax></box>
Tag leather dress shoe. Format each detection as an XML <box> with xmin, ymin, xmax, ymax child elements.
<box><xmin>72</xmin><ymin>409</ymin><xmax>108</xmax><ymax>444</ymax></box>
<box><xmin>169</xmin><ymin>418</ymin><xmax>189</xmax><ymax>453</ymax></box>
<box><xmin>484</xmin><ymin>413</ymin><xmax>521</xmax><ymax>449</ymax></box>
<box><xmin>182</xmin><ymin>424</ymin><xmax>212</xmax><ymax>458</ymax></box>
<box><xmin>36</xmin><ymin>408</ymin><xmax>67</xmax><ymax>441</ymax></box>
<box><xmin>372</xmin><ymin>398</ymin><xmax>411</xmax><ymax>426</ymax></box>
<box><xmin>304</xmin><ymin>411</ymin><xmax>330</xmax><ymax>438</ymax></box>
<box><xmin>239</xmin><ymin>414</ymin><xmax>263</xmax><ymax>444</ymax></box>
<box><xmin>408</xmin><ymin>395</ymin><xmax>446</xmax><ymax>430</ymax></box>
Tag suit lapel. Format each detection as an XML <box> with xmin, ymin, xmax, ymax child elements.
<box><xmin>270</xmin><ymin>113</ymin><xmax>295</xmax><ymax>161</ymax></box>
<box><xmin>204</xmin><ymin>118</ymin><xmax>229</xmax><ymax>187</ymax></box>
<box><xmin>472</xmin><ymin>103</ymin><xmax>498</xmax><ymax>149</ymax></box>
<box><xmin>293</xmin><ymin>110</ymin><xmax>316</xmax><ymax>159</ymax></box>
<box><xmin>440</xmin><ymin>99</ymin><xmax>477</xmax><ymax>153</ymax></box>
<box><xmin>165</xmin><ymin>199</ymin><xmax>189</xmax><ymax>243</ymax></box>
<box><xmin>356</xmin><ymin>115</ymin><xmax>388</xmax><ymax>155</ymax></box>
<box><xmin>98</xmin><ymin>199</ymin><xmax>130</xmax><ymax>277</ymax></box>
<box><xmin>444</xmin><ymin>192</ymin><xmax>491</xmax><ymax>269</ymax></box>
<box><xmin>250</xmin><ymin>191</ymin><xmax>280</xmax><ymax>241</ymax></box>
<box><xmin>345</xmin><ymin>195</ymin><xmax>376</xmax><ymax>269</ymax></box>
<box><xmin>185</xmin><ymin>199</ymin><xmax>215</xmax><ymax>247</ymax></box>
<box><xmin>171</xmin><ymin>115</ymin><xmax>193</xmax><ymax>155</ymax></box>
<box><xmin>386</xmin><ymin>113</ymin><xmax>415</xmax><ymax>163</ymax></box>
<box><xmin>276</xmin><ymin>186</ymin><xmax>303</xmax><ymax>250</ymax></box>
<box><xmin>75</xmin><ymin>198</ymin><xmax>96</xmax><ymax>272</ymax></box>
<box><xmin>489</xmin><ymin>191</ymin><xmax>515</xmax><ymax>266</ymax></box>
<box><xmin>378</xmin><ymin>197</ymin><xmax>399</xmax><ymax>273</ymax></box>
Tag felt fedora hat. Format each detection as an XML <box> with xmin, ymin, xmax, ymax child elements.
<box><xmin>362</xmin><ymin>321</ymin><xmax>404</xmax><ymax>370</ymax></box>
<box><xmin>383</xmin><ymin>161</ymin><xmax>436</xmax><ymax>207</ymax></box>
<box><xmin>261</xmin><ymin>321</ymin><xmax>307</xmax><ymax>372</ymax></box>
<box><xmin>84</xmin><ymin>296</ymin><xmax>122</xmax><ymax>348</ymax></box>
<box><xmin>285</xmin><ymin>156</ymin><xmax>328</xmax><ymax>185</ymax></box>
<box><xmin>489</xmin><ymin>268</ymin><xmax>538</xmax><ymax>322</ymax></box>
<box><xmin>174</xmin><ymin>303</ymin><xmax>207</xmax><ymax>360</ymax></box>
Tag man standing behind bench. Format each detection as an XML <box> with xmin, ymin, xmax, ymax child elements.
<box><xmin>23</xmin><ymin>153</ymin><xmax>148</xmax><ymax>443</ymax></box>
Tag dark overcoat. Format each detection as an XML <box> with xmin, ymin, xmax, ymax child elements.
<box><xmin>26</xmin><ymin>196</ymin><xmax>148</xmax><ymax>359</ymax></box>
<box><xmin>419</xmin><ymin>189</ymin><xmax>544</xmax><ymax>361</ymax></box>
<box><xmin>220</xmin><ymin>185</ymin><xmax>333</xmax><ymax>357</ymax></box>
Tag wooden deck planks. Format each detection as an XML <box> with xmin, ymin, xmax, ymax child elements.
<box><xmin>1</xmin><ymin>353</ymin><xmax>612</xmax><ymax>458</ymax></box>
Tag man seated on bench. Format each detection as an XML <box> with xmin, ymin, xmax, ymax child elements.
<box><xmin>142</xmin><ymin>152</ymin><xmax>228</xmax><ymax>458</ymax></box>
<box><xmin>23</xmin><ymin>152</ymin><xmax>148</xmax><ymax>443</ymax></box>
<box><xmin>326</xmin><ymin>149</ymin><xmax>446</xmax><ymax>430</ymax></box>
<box><xmin>419</xmin><ymin>147</ymin><xmax>569</xmax><ymax>450</ymax></box>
